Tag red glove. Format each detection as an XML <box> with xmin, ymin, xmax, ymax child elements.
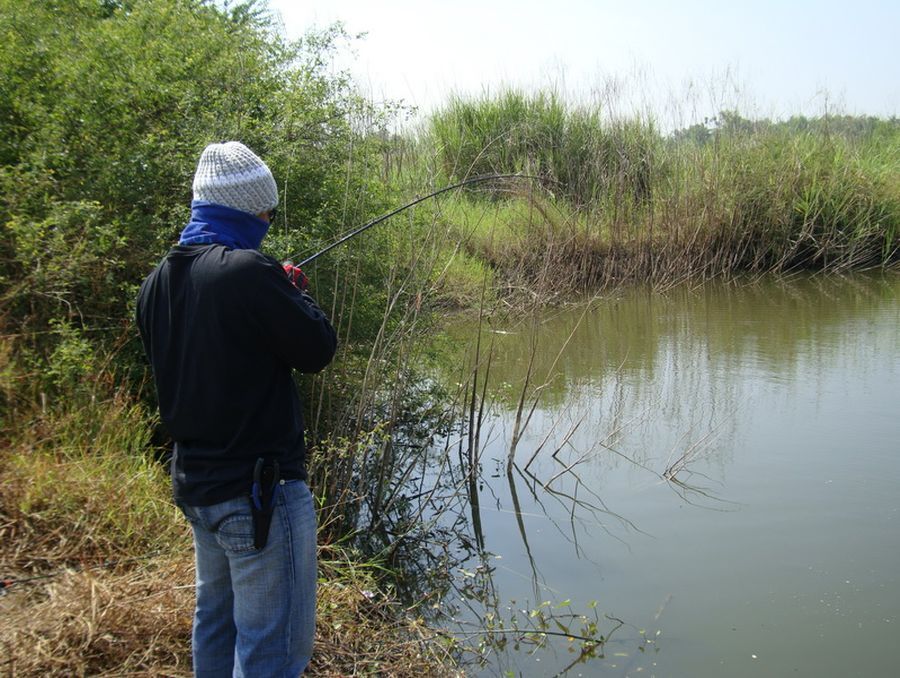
<box><xmin>282</xmin><ymin>262</ymin><xmax>309</xmax><ymax>291</ymax></box>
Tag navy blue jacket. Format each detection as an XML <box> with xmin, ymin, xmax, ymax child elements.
<box><xmin>136</xmin><ymin>244</ymin><xmax>337</xmax><ymax>506</ymax></box>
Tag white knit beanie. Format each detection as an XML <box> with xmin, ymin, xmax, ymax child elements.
<box><xmin>192</xmin><ymin>141</ymin><xmax>278</xmax><ymax>215</ymax></box>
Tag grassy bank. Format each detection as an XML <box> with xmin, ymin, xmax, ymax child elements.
<box><xmin>422</xmin><ymin>93</ymin><xmax>898</xmax><ymax>304</ymax></box>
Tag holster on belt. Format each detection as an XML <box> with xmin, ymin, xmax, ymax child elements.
<box><xmin>250</xmin><ymin>457</ymin><xmax>280</xmax><ymax>550</ymax></box>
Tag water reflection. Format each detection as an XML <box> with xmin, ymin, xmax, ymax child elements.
<box><xmin>455</xmin><ymin>274</ymin><xmax>897</xmax><ymax>404</ymax></box>
<box><xmin>415</xmin><ymin>272</ymin><xmax>899</xmax><ymax>677</ymax></box>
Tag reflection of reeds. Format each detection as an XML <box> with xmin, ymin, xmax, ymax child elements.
<box><xmin>663</xmin><ymin>426</ymin><xmax>722</xmax><ymax>481</ymax></box>
<box><xmin>509</xmin><ymin>296</ymin><xmax>598</xmax><ymax>472</ymax></box>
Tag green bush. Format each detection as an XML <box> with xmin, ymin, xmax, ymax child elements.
<box><xmin>0</xmin><ymin>0</ymin><xmax>406</xmax><ymax>411</ymax></box>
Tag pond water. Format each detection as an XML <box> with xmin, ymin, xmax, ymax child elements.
<box><xmin>432</xmin><ymin>274</ymin><xmax>899</xmax><ymax>677</ymax></box>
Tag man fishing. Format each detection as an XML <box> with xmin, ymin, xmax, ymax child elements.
<box><xmin>136</xmin><ymin>141</ymin><xmax>337</xmax><ymax>676</ymax></box>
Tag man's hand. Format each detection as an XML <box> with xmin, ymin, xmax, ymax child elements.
<box><xmin>282</xmin><ymin>262</ymin><xmax>309</xmax><ymax>291</ymax></box>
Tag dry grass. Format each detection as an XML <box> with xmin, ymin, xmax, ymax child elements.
<box><xmin>0</xmin><ymin>552</ymin><xmax>458</xmax><ymax>677</ymax></box>
<box><xmin>0</xmin><ymin>558</ymin><xmax>195</xmax><ymax>677</ymax></box>
<box><xmin>311</xmin><ymin>551</ymin><xmax>461</xmax><ymax>677</ymax></box>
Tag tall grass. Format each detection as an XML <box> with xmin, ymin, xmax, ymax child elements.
<box><xmin>431</xmin><ymin>90</ymin><xmax>654</xmax><ymax>206</ymax></box>
<box><xmin>427</xmin><ymin>91</ymin><xmax>899</xmax><ymax>295</ymax></box>
<box><xmin>2</xmin><ymin>407</ymin><xmax>181</xmax><ymax>563</ymax></box>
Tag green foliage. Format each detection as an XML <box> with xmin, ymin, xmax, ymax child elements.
<box><xmin>428</xmin><ymin>92</ymin><xmax>898</xmax><ymax>290</ymax></box>
<box><xmin>672</xmin><ymin>111</ymin><xmax>900</xmax><ymax>145</ymax></box>
<box><xmin>0</xmin><ymin>2</ymin><xmax>453</xmax><ymax>576</ymax></box>
<box><xmin>430</xmin><ymin>90</ymin><xmax>656</xmax><ymax>206</ymax></box>
<box><xmin>46</xmin><ymin>320</ymin><xmax>97</xmax><ymax>392</ymax></box>
<box><xmin>433</xmin><ymin>248</ymin><xmax>495</xmax><ymax>309</ymax></box>
<box><xmin>0</xmin><ymin>0</ymin><xmax>406</xmax><ymax>411</ymax></box>
<box><xmin>3</xmin><ymin>387</ymin><xmax>184</xmax><ymax>559</ymax></box>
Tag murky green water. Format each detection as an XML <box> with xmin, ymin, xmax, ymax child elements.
<box><xmin>435</xmin><ymin>274</ymin><xmax>899</xmax><ymax>677</ymax></box>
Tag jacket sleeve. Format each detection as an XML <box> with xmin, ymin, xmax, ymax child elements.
<box><xmin>240</xmin><ymin>254</ymin><xmax>338</xmax><ymax>373</ymax></box>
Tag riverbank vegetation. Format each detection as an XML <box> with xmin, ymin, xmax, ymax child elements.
<box><xmin>425</xmin><ymin>93</ymin><xmax>898</xmax><ymax>302</ymax></box>
<box><xmin>1</xmin><ymin>0</ymin><xmax>897</xmax><ymax>675</ymax></box>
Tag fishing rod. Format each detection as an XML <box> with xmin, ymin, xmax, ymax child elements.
<box><xmin>290</xmin><ymin>173</ymin><xmax>535</xmax><ymax>268</ymax></box>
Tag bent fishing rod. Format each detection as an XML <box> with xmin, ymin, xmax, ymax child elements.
<box><xmin>289</xmin><ymin>173</ymin><xmax>535</xmax><ymax>268</ymax></box>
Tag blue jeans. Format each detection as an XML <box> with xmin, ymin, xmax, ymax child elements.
<box><xmin>179</xmin><ymin>480</ymin><xmax>317</xmax><ymax>677</ymax></box>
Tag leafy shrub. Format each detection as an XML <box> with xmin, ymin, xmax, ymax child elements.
<box><xmin>0</xmin><ymin>0</ymin><xmax>404</xmax><ymax>416</ymax></box>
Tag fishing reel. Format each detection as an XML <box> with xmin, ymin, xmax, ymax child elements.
<box><xmin>281</xmin><ymin>262</ymin><xmax>309</xmax><ymax>291</ymax></box>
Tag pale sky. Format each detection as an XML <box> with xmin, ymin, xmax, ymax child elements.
<box><xmin>267</xmin><ymin>0</ymin><xmax>899</xmax><ymax>128</ymax></box>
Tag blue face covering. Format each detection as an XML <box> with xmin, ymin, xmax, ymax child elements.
<box><xmin>179</xmin><ymin>201</ymin><xmax>271</xmax><ymax>250</ymax></box>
